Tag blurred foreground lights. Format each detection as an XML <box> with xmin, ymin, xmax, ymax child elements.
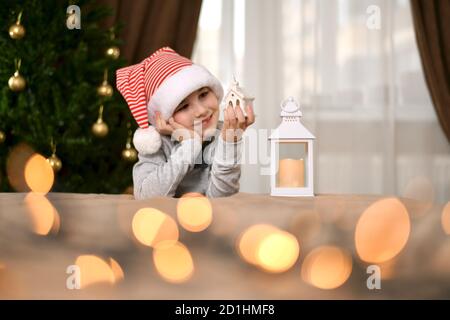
<box><xmin>301</xmin><ymin>246</ymin><xmax>352</xmax><ymax>290</ymax></box>
<box><xmin>355</xmin><ymin>198</ymin><xmax>410</xmax><ymax>263</ymax></box>
<box><xmin>24</xmin><ymin>154</ymin><xmax>54</xmax><ymax>194</ymax></box>
<box><xmin>24</xmin><ymin>192</ymin><xmax>60</xmax><ymax>235</ymax></box>
<box><xmin>75</xmin><ymin>255</ymin><xmax>124</xmax><ymax>289</ymax></box>
<box><xmin>109</xmin><ymin>258</ymin><xmax>125</xmax><ymax>282</ymax></box>
<box><xmin>237</xmin><ymin>224</ymin><xmax>300</xmax><ymax>273</ymax></box>
<box><xmin>153</xmin><ymin>241</ymin><xmax>194</xmax><ymax>283</ymax></box>
<box><xmin>177</xmin><ymin>193</ymin><xmax>212</xmax><ymax>232</ymax></box>
<box><xmin>132</xmin><ymin>208</ymin><xmax>179</xmax><ymax>248</ymax></box>
<box><xmin>6</xmin><ymin>143</ymin><xmax>35</xmax><ymax>192</ymax></box>
<box><xmin>442</xmin><ymin>202</ymin><xmax>450</xmax><ymax>235</ymax></box>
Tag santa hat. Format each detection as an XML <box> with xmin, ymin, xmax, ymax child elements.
<box><xmin>116</xmin><ymin>47</ymin><xmax>224</xmax><ymax>155</ymax></box>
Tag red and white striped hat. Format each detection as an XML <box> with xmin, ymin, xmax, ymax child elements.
<box><xmin>116</xmin><ymin>47</ymin><xmax>223</xmax><ymax>154</ymax></box>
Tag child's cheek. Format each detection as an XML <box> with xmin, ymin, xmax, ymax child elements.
<box><xmin>173</xmin><ymin>112</ymin><xmax>183</xmax><ymax>123</ymax></box>
<box><xmin>173</xmin><ymin>112</ymin><xmax>190</xmax><ymax>128</ymax></box>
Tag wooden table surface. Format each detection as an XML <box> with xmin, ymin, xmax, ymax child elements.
<box><xmin>0</xmin><ymin>192</ymin><xmax>449</xmax><ymax>299</ymax></box>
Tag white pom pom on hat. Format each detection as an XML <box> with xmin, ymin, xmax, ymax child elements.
<box><xmin>116</xmin><ymin>47</ymin><xmax>223</xmax><ymax>155</ymax></box>
<box><xmin>133</xmin><ymin>127</ymin><xmax>161</xmax><ymax>155</ymax></box>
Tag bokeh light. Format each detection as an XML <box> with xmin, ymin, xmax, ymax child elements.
<box><xmin>441</xmin><ymin>202</ymin><xmax>450</xmax><ymax>235</ymax></box>
<box><xmin>301</xmin><ymin>246</ymin><xmax>352</xmax><ymax>290</ymax></box>
<box><xmin>238</xmin><ymin>224</ymin><xmax>279</xmax><ymax>266</ymax></box>
<box><xmin>24</xmin><ymin>192</ymin><xmax>60</xmax><ymax>236</ymax></box>
<box><xmin>109</xmin><ymin>258</ymin><xmax>125</xmax><ymax>282</ymax></box>
<box><xmin>75</xmin><ymin>255</ymin><xmax>115</xmax><ymax>289</ymax></box>
<box><xmin>6</xmin><ymin>142</ymin><xmax>35</xmax><ymax>192</ymax></box>
<box><xmin>257</xmin><ymin>231</ymin><xmax>300</xmax><ymax>273</ymax></box>
<box><xmin>153</xmin><ymin>241</ymin><xmax>194</xmax><ymax>283</ymax></box>
<box><xmin>177</xmin><ymin>193</ymin><xmax>213</xmax><ymax>232</ymax></box>
<box><xmin>24</xmin><ymin>154</ymin><xmax>54</xmax><ymax>194</ymax></box>
<box><xmin>355</xmin><ymin>198</ymin><xmax>410</xmax><ymax>263</ymax></box>
<box><xmin>237</xmin><ymin>224</ymin><xmax>300</xmax><ymax>273</ymax></box>
<box><xmin>132</xmin><ymin>208</ymin><xmax>179</xmax><ymax>248</ymax></box>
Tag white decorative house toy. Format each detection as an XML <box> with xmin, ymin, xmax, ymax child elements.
<box><xmin>269</xmin><ymin>97</ymin><xmax>315</xmax><ymax>197</ymax></box>
<box><xmin>224</xmin><ymin>77</ymin><xmax>254</xmax><ymax>117</ymax></box>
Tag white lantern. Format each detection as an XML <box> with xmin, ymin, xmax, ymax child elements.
<box><xmin>269</xmin><ymin>97</ymin><xmax>315</xmax><ymax>197</ymax></box>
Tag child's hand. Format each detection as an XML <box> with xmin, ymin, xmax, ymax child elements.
<box><xmin>221</xmin><ymin>102</ymin><xmax>255</xmax><ymax>142</ymax></box>
<box><xmin>155</xmin><ymin>111</ymin><xmax>200</xmax><ymax>143</ymax></box>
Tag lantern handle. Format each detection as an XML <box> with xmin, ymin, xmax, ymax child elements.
<box><xmin>281</xmin><ymin>97</ymin><xmax>300</xmax><ymax>113</ymax></box>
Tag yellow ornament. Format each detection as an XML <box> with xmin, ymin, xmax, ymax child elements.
<box><xmin>9</xmin><ymin>12</ymin><xmax>25</xmax><ymax>40</ymax></box>
<box><xmin>8</xmin><ymin>71</ymin><xmax>26</xmax><ymax>92</ymax></box>
<box><xmin>106</xmin><ymin>46</ymin><xmax>120</xmax><ymax>59</ymax></box>
<box><xmin>122</xmin><ymin>145</ymin><xmax>138</xmax><ymax>162</ymax></box>
<box><xmin>9</xmin><ymin>24</ymin><xmax>26</xmax><ymax>39</ymax></box>
<box><xmin>0</xmin><ymin>131</ymin><xmax>5</xmax><ymax>144</ymax></box>
<box><xmin>92</xmin><ymin>105</ymin><xmax>109</xmax><ymax>137</ymax></box>
<box><xmin>9</xmin><ymin>59</ymin><xmax>26</xmax><ymax>92</ymax></box>
<box><xmin>97</xmin><ymin>69</ymin><xmax>113</xmax><ymax>97</ymax></box>
<box><xmin>46</xmin><ymin>140</ymin><xmax>62</xmax><ymax>172</ymax></box>
<box><xmin>92</xmin><ymin>119</ymin><xmax>109</xmax><ymax>137</ymax></box>
<box><xmin>47</xmin><ymin>154</ymin><xmax>62</xmax><ymax>172</ymax></box>
<box><xmin>97</xmin><ymin>81</ymin><xmax>113</xmax><ymax>97</ymax></box>
<box><xmin>122</xmin><ymin>126</ymin><xmax>138</xmax><ymax>162</ymax></box>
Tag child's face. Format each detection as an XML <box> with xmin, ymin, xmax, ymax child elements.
<box><xmin>172</xmin><ymin>87</ymin><xmax>220</xmax><ymax>138</ymax></box>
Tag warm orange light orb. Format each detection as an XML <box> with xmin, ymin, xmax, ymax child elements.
<box><xmin>301</xmin><ymin>246</ymin><xmax>352</xmax><ymax>290</ymax></box>
<box><xmin>355</xmin><ymin>198</ymin><xmax>410</xmax><ymax>263</ymax></box>
<box><xmin>132</xmin><ymin>208</ymin><xmax>179</xmax><ymax>248</ymax></box>
<box><xmin>24</xmin><ymin>154</ymin><xmax>54</xmax><ymax>194</ymax></box>
<box><xmin>442</xmin><ymin>202</ymin><xmax>450</xmax><ymax>235</ymax></box>
<box><xmin>177</xmin><ymin>194</ymin><xmax>213</xmax><ymax>232</ymax></box>
<box><xmin>75</xmin><ymin>255</ymin><xmax>115</xmax><ymax>289</ymax></box>
<box><xmin>153</xmin><ymin>241</ymin><xmax>194</xmax><ymax>283</ymax></box>
<box><xmin>257</xmin><ymin>231</ymin><xmax>300</xmax><ymax>273</ymax></box>
<box><xmin>24</xmin><ymin>192</ymin><xmax>60</xmax><ymax>236</ymax></box>
<box><xmin>237</xmin><ymin>224</ymin><xmax>300</xmax><ymax>273</ymax></box>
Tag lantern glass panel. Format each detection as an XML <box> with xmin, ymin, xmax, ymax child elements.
<box><xmin>276</xmin><ymin>141</ymin><xmax>308</xmax><ymax>188</ymax></box>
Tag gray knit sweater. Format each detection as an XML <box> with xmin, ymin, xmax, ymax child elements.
<box><xmin>133</xmin><ymin>121</ymin><xmax>242</xmax><ymax>199</ymax></box>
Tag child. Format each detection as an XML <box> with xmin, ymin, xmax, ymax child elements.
<box><xmin>116</xmin><ymin>47</ymin><xmax>255</xmax><ymax>199</ymax></box>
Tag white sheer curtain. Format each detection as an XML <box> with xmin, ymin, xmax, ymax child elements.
<box><xmin>193</xmin><ymin>0</ymin><xmax>450</xmax><ymax>204</ymax></box>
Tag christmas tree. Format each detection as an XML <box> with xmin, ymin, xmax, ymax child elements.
<box><xmin>0</xmin><ymin>0</ymin><xmax>137</xmax><ymax>193</ymax></box>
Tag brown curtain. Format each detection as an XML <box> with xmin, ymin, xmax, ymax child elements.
<box><xmin>411</xmin><ymin>0</ymin><xmax>450</xmax><ymax>143</ymax></box>
<box><xmin>98</xmin><ymin>0</ymin><xmax>203</xmax><ymax>63</ymax></box>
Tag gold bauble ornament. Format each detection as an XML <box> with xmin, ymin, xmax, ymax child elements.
<box><xmin>9</xmin><ymin>23</ymin><xmax>26</xmax><ymax>39</ymax></box>
<box><xmin>106</xmin><ymin>46</ymin><xmax>120</xmax><ymax>59</ymax></box>
<box><xmin>92</xmin><ymin>119</ymin><xmax>109</xmax><ymax>137</ymax></box>
<box><xmin>8</xmin><ymin>71</ymin><xmax>26</xmax><ymax>92</ymax></box>
<box><xmin>97</xmin><ymin>69</ymin><xmax>113</xmax><ymax>97</ymax></box>
<box><xmin>0</xmin><ymin>131</ymin><xmax>5</xmax><ymax>144</ymax></box>
<box><xmin>122</xmin><ymin>145</ymin><xmax>138</xmax><ymax>162</ymax></box>
<box><xmin>92</xmin><ymin>105</ymin><xmax>109</xmax><ymax>137</ymax></box>
<box><xmin>47</xmin><ymin>154</ymin><xmax>62</xmax><ymax>172</ymax></box>
<box><xmin>122</xmin><ymin>123</ymin><xmax>138</xmax><ymax>162</ymax></box>
<box><xmin>9</xmin><ymin>12</ymin><xmax>25</xmax><ymax>40</ymax></box>
<box><xmin>97</xmin><ymin>81</ymin><xmax>113</xmax><ymax>97</ymax></box>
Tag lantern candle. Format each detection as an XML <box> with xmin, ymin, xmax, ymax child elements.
<box><xmin>278</xmin><ymin>158</ymin><xmax>305</xmax><ymax>187</ymax></box>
